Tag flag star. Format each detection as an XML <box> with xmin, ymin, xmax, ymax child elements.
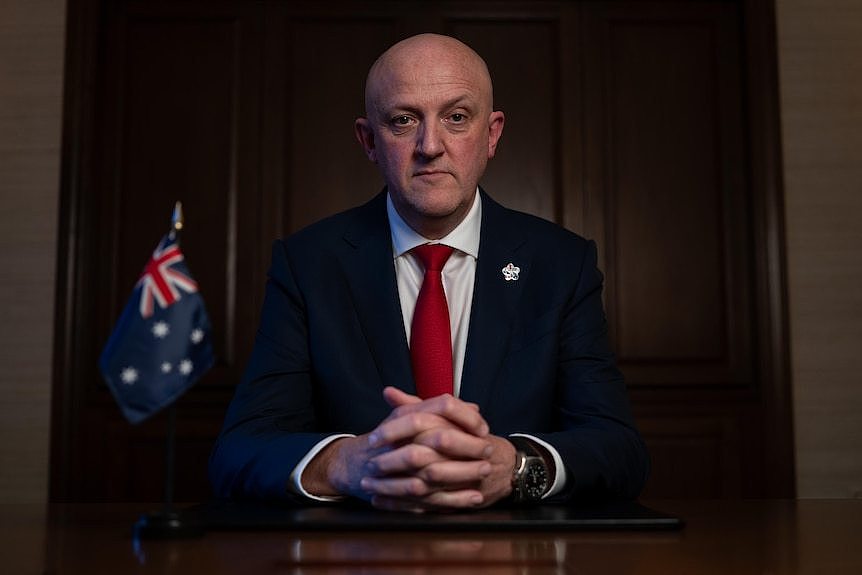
<box><xmin>178</xmin><ymin>359</ymin><xmax>193</xmax><ymax>375</ymax></box>
<box><xmin>120</xmin><ymin>367</ymin><xmax>138</xmax><ymax>385</ymax></box>
<box><xmin>151</xmin><ymin>321</ymin><xmax>170</xmax><ymax>339</ymax></box>
<box><xmin>190</xmin><ymin>328</ymin><xmax>204</xmax><ymax>344</ymax></box>
<box><xmin>160</xmin><ymin>362</ymin><xmax>172</xmax><ymax>374</ymax></box>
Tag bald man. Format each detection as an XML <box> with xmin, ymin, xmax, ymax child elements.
<box><xmin>210</xmin><ymin>34</ymin><xmax>649</xmax><ymax>511</ymax></box>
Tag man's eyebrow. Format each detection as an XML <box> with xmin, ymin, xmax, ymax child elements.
<box><xmin>379</xmin><ymin>95</ymin><xmax>477</xmax><ymax>115</ymax></box>
<box><xmin>440</xmin><ymin>95</ymin><xmax>474</xmax><ymax>109</ymax></box>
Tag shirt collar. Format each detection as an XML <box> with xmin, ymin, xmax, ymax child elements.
<box><xmin>387</xmin><ymin>189</ymin><xmax>482</xmax><ymax>259</ymax></box>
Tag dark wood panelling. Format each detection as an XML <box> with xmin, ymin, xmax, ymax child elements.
<box><xmin>111</xmin><ymin>17</ymin><xmax>237</xmax><ymax>375</ymax></box>
<box><xmin>582</xmin><ymin>2</ymin><xmax>753</xmax><ymax>387</ymax></box>
<box><xmin>108</xmin><ymin>412</ymin><xmax>223</xmax><ymax>500</ymax></box>
<box><xmin>639</xmin><ymin>415</ymin><xmax>742</xmax><ymax>498</ymax></box>
<box><xmin>646</xmin><ymin>439</ymin><xmax>728</xmax><ymax>497</ymax></box>
<box><xmin>282</xmin><ymin>18</ymin><xmax>396</xmax><ymax>233</ymax></box>
<box><xmin>611</xmin><ymin>22</ymin><xmax>727</xmax><ymax>362</ymax></box>
<box><xmin>449</xmin><ymin>19</ymin><xmax>559</xmax><ymax>222</ymax></box>
<box><xmin>53</xmin><ymin>0</ymin><xmax>264</xmax><ymax>501</ymax></box>
<box><xmin>54</xmin><ymin>0</ymin><xmax>793</xmax><ymax>501</ymax></box>
<box><xmin>97</xmin><ymin>2</ymin><xmax>265</xmax><ymax>389</ymax></box>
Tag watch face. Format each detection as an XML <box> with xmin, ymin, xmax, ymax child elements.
<box><xmin>524</xmin><ymin>459</ymin><xmax>549</xmax><ymax>500</ymax></box>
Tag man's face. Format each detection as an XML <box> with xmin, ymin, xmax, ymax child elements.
<box><xmin>356</xmin><ymin>37</ymin><xmax>504</xmax><ymax>238</ymax></box>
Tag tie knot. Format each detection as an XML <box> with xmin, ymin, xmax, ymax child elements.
<box><xmin>412</xmin><ymin>244</ymin><xmax>454</xmax><ymax>272</ymax></box>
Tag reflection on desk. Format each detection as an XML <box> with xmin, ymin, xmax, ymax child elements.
<box><xmin>2</xmin><ymin>499</ymin><xmax>862</xmax><ymax>574</ymax></box>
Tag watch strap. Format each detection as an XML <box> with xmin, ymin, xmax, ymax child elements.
<box><xmin>509</xmin><ymin>436</ymin><xmax>544</xmax><ymax>459</ymax></box>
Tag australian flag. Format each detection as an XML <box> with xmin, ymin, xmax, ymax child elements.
<box><xmin>100</xmin><ymin>231</ymin><xmax>214</xmax><ymax>424</ymax></box>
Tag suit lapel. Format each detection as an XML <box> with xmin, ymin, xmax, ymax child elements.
<box><xmin>337</xmin><ymin>193</ymin><xmax>416</xmax><ymax>396</ymax></box>
<box><xmin>335</xmin><ymin>190</ymin><xmax>531</xmax><ymax>403</ymax></box>
<box><xmin>459</xmin><ymin>192</ymin><xmax>530</xmax><ymax>406</ymax></box>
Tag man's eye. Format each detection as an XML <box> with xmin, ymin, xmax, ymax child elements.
<box><xmin>449</xmin><ymin>113</ymin><xmax>466</xmax><ymax>123</ymax></box>
<box><xmin>392</xmin><ymin>115</ymin><xmax>413</xmax><ymax>126</ymax></box>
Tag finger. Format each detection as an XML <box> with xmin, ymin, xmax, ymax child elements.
<box><xmin>366</xmin><ymin>444</ymin><xmax>444</xmax><ymax>476</ymax></box>
<box><xmin>414</xmin><ymin>427</ymin><xmax>494</xmax><ymax>460</ymax></box>
<box><xmin>369</xmin><ymin>411</ymin><xmax>451</xmax><ymax>448</ymax></box>
<box><xmin>387</xmin><ymin>395</ymin><xmax>488</xmax><ymax>438</ymax></box>
<box><xmin>370</xmin><ymin>411</ymin><xmax>493</xmax><ymax>454</ymax></box>
<box><xmin>360</xmin><ymin>475</ymin><xmax>431</xmax><ymax>498</ymax></box>
<box><xmin>371</xmin><ymin>489</ymin><xmax>485</xmax><ymax>511</ymax></box>
<box><xmin>383</xmin><ymin>386</ymin><xmax>482</xmax><ymax>412</ymax></box>
<box><xmin>421</xmin><ymin>394</ymin><xmax>487</xmax><ymax>434</ymax></box>
<box><xmin>363</xmin><ymin>476</ymin><xmax>482</xmax><ymax>505</ymax></box>
<box><xmin>367</xmin><ymin>442</ymin><xmax>492</xmax><ymax>480</ymax></box>
<box><xmin>362</xmin><ymin>460</ymin><xmax>490</xmax><ymax>496</ymax></box>
<box><xmin>382</xmin><ymin>386</ymin><xmax>422</xmax><ymax>408</ymax></box>
<box><xmin>419</xmin><ymin>488</ymin><xmax>485</xmax><ymax>509</ymax></box>
<box><xmin>416</xmin><ymin>460</ymin><xmax>493</xmax><ymax>486</ymax></box>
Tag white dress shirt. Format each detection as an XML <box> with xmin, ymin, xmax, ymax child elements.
<box><xmin>290</xmin><ymin>190</ymin><xmax>566</xmax><ymax>500</ymax></box>
<box><xmin>388</xmin><ymin>191</ymin><xmax>479</xmax><ymax>394</ymax></box>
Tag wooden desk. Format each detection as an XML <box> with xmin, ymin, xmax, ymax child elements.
<box><xmin>3</xmin><ymin>500</ymin><xmax>861</xmax><ymax>574</ymax></box>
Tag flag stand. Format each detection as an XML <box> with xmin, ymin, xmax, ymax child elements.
<box><xmin>132</xmin><ymin>405</ymin><xmax>204</xmax><ymax>539</ymax></box>
<box><xmin>101</xmin><ymin>202</ymin><xmax>211</xmax><ymax>539</ymax></box>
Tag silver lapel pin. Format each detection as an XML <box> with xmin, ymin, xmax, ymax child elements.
<box><xmin>502</xmin><ymin>262</ymin><xmax>520</xmax><ymax>281</ymax></box>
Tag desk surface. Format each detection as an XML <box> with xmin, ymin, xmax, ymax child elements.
<box><xmin>3</xmin><ymin>499</ymin><xmax>862</xmax><ymax>574</ymax></box>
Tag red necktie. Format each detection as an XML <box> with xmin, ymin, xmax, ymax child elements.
<box><xmin>410</xmin><ymin>244</ymin><xmax>455</xmax><ymax>399</ymax></box>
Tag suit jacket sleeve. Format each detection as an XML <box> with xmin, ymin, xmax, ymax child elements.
<box><xmin>209</xmin><ymin>239</ymin><xmax>329</xmax><ymax>501</ymax></box>
<box><xmin>529</xmin><ymin>240</ymin><xmax>649</xmax><ymax>500</ymax></box>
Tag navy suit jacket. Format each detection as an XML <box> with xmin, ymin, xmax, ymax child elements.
<box><xmin>209</xmin><ymin>190</ymin><xmax>649</xmax><ymax>502</ymax></box>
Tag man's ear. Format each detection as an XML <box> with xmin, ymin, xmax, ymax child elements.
<box><xmin>354</xmin><ymin>117</ymin><xmax>377</xmax><ymax>163</ymax></box>
<box><xmin>486</xmin><ymin>110</ymin><xmax>505</xmax><ymax>159</ymax></box>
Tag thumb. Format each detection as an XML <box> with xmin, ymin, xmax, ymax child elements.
<box><xmin>382</xmin><ymin>386</ymin><xmax>422</xmax><ymax>408</ymax></box>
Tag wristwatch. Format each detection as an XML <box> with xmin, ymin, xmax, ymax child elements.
<box><xmin>509</xmin><ymin>436</ymin><xmax>550</xmax><ymax>503</ymax></box>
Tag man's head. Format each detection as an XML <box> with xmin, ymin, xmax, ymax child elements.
<box><xmin>355</xmin><ymin>34</ymin><xmax>505</xmax><ymax>239</ymax></box>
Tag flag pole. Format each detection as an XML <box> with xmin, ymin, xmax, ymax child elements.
<box><xmin>134</xmin><ymin>201</ymin><xmax>203</xmax><ymax>540</ymax></box>
<box><xmin>162</xmin><ymin>201</ymin><xmax>182</xmax><ymax>513</ymax></box>
<box><xmin>164</xmin><ymin>398</ymin><xmax>176</xmax><ymax>512</ymax></box>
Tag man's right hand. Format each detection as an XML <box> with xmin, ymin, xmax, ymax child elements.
<box><xmin>298</xmin><ymin>433</ymin><xmax>381</xmax><ymax>500</ymax></box>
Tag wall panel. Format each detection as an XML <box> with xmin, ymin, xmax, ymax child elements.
<box><xmin>582</xmin><ymin>2</ymin><xmax>753</xmax><ymax>389</ymax></box>
<box><xmin>283</xmin><ymin>18</ymin><xmax>396</xmax><ymax>233</ymax></box>
<box><xmin>450</xmin><ymin>19</ymin><xmax>559</xmax><ymax>222</ymax></box>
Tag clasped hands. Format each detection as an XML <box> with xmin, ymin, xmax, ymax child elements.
<box><xmin>303</xmin><ymin>386</ymin><xmax>516</xmax><ymax>512</ymax></box>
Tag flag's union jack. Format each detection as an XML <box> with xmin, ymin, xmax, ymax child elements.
<box><xmin>138</xmin><ymin>234</ymin><xmax>198</xmax><ymax>318</ymax></box>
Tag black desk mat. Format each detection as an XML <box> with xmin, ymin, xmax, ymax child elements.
<box><xmin>194</xmin><ymin>499</ymin><xmax>683</xmax><ymax>532</ymax></box>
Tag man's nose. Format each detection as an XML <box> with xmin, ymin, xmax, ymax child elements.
<box><xmin>415</xmin><ymin>120</ymin><xmax>444</xmax><ymax>158</ymax></box>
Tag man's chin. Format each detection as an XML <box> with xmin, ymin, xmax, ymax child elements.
<box><xmin>389</xmin><ymin>185</ymin><xmax>474</xmax><ymax>229</ymax></box>
<box><xmin>413</xmin><ymin>197</ymin><xmax>466</xmax><ymax>219</ymax></box>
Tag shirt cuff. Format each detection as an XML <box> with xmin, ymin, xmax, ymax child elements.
<box><xmin>288</xmin><ymin>434</ymin><xmax>355</xmax><ymax>502</ymax></box>
<box><xmin>509</xmin><ymin>433</ymin><xmax>567</xmax><ymax>498</ymax></box>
